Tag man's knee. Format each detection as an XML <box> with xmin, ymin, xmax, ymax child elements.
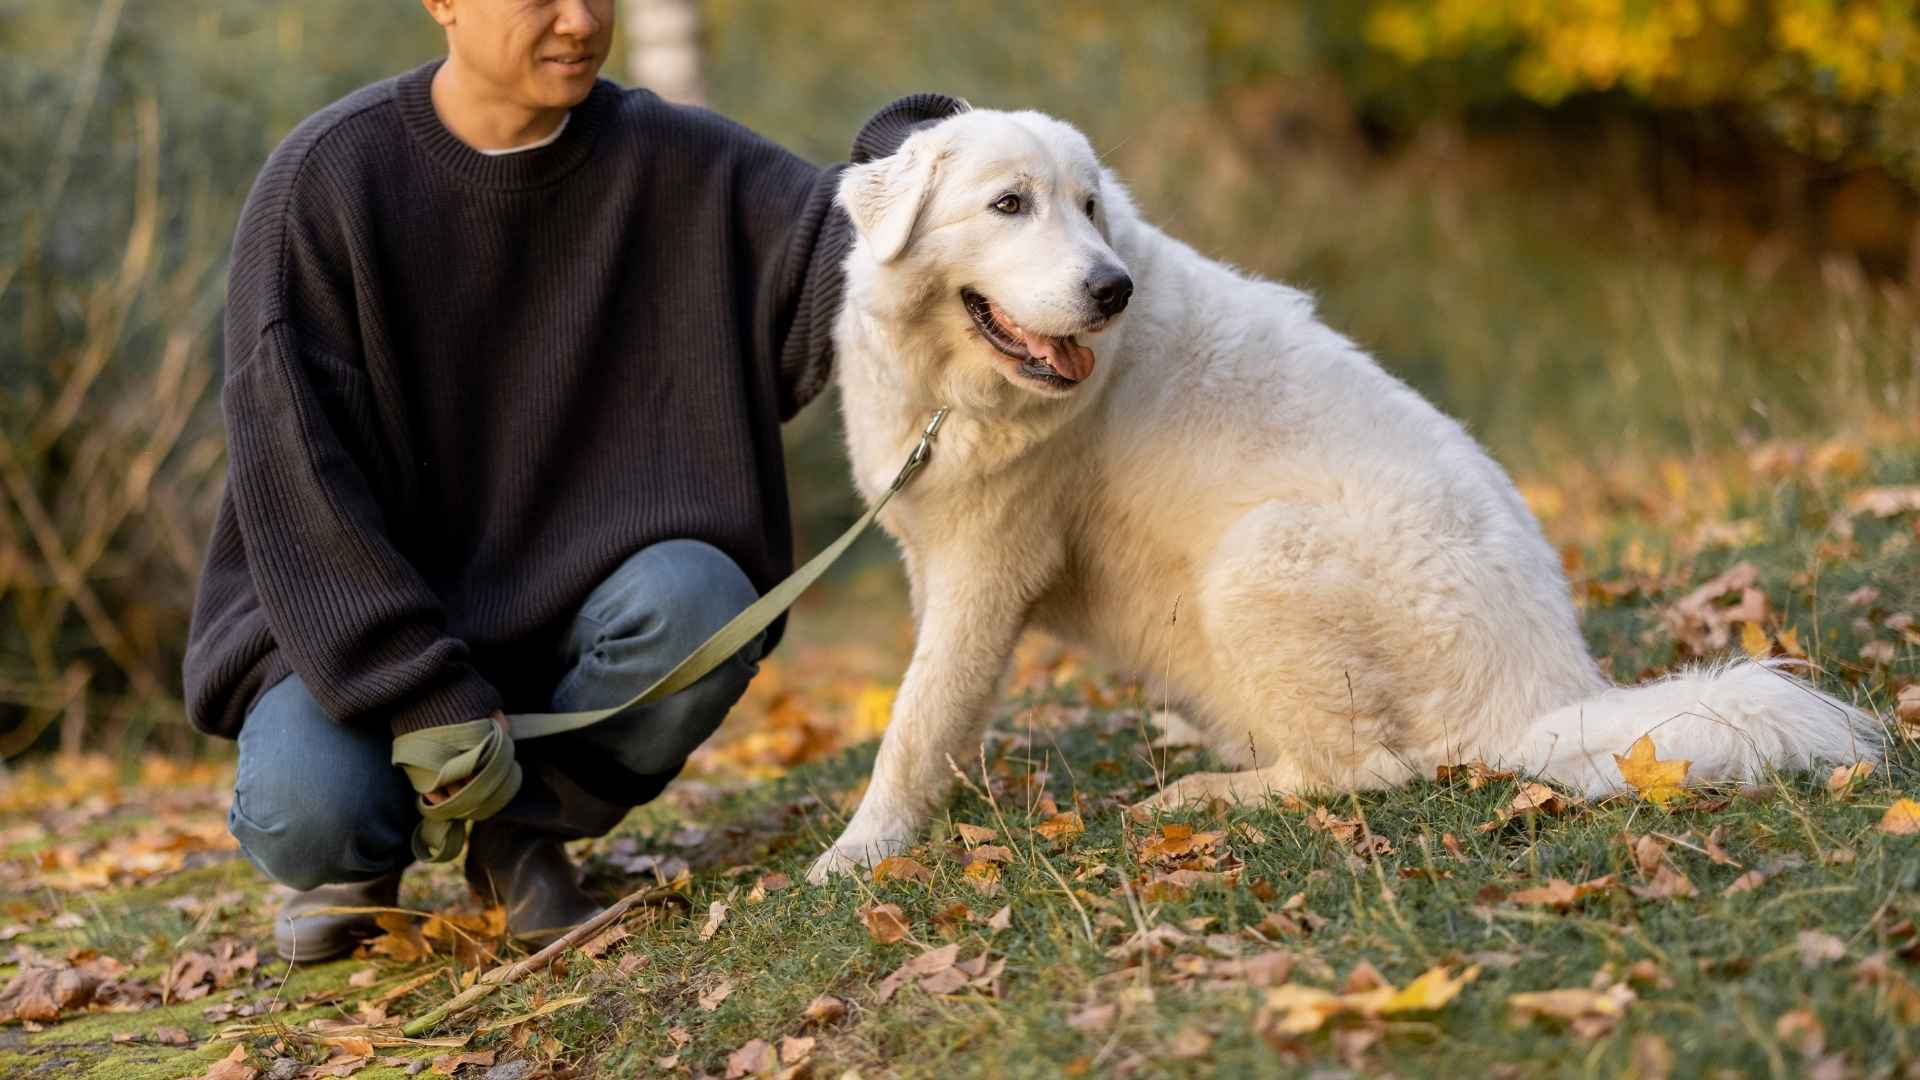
<box><xmin>571</xmin><ymin>539</ymin><xmax>762</xmax><ymax>664</ymax></box>
<box><xmin>230</xmin><ymin>676</ymin><xmax>414</xmax><ymax>891</ymax></box>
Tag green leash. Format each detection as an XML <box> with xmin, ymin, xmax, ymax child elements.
<box><xmin>395</xmin><ymin>408</ymin><xmax>950</xmax><ymax>862</ymax></box>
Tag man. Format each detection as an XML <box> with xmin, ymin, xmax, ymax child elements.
<box><xmin>182</xmin><ymin>0</ymin><xmax>960</xmax><ymax>961</ymax></box>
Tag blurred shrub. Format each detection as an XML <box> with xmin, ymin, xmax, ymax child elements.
<box><xmin>1343</xmin><ymin>0</ymin><xmax>1920</xmax><ymax>185</ymax></box>
<box><xmin>0</xmin><ymin>2</ymin><xmax>440</xmax><ymax>756</ymax></box>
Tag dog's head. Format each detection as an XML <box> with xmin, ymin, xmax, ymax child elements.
<box><xmin>838</xmin><ymin>109</ymin><xmax>1133</xmax><ymax>400</ymax></box>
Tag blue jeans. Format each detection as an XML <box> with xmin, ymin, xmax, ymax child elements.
<box><xmin>228</xmin><ymin>539</ymin><xmax>765</xmax><ymax>891</ymax></box>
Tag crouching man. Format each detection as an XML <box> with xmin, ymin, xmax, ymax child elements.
<box><xmin>182</xmin><ymin>0</ymin><xmax>959</xmax><ymax>960</ymax></box>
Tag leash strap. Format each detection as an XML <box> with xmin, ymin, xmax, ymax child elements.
<box><xmin>392</xmin><ymin>408</ymin><xmax>948</xmax><ymax>862</ymax></box>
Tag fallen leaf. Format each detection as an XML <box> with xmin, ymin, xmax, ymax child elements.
<box><xmin>430</xmin><ymin>1050</ymin><xmax>495</xmax><ymax>1075</ymax></box>
<box><xmin>1897</xmin><ymin>685</ymin><xmax>1920</xmax><ymax>728</ymax></box>
<box><xmin>1613</xmin><ymin>735</ymin><xmax>1690</xmax><ymax>807</ymax></box>
<box><xmin>803</xmin><ymin>994</ymin><xmax>847</xmax><ymax>1025</ymax></box>
<box><xmin>1848</xmin><ymin>486</ymin><xmax>1920</xmax><ymax>517</ymax></box>
<box><xmin>363</xmin><ymin>913</ymin><xmax>430</xmax><ymax>964</ymax></box>
<box><xmin>859</xmin><ymin>903</ymin><xmax>909</xmax><ymax>945</ymax></box>
<box><xmin>347</xmin><ymin>967</ymin><xmax>379</xmax><ymax>989</ymax></box>
<box><xmin>870</xmin><ymin>856</ymin><xmax>934</xmax><ymax>885</ymax></box>
<box><xmin>987</xmin><ymin>905</ymin><xmax>1012</xmax><ymax>932</ymax></box>
<box><xmin>1379</xmin><ymin>964</ymin><xmax>1481</xmax><ymax>1013</ymax></box>
<box><xmin>1740</xmin><ymin>621</ymin><xmax>1771</xmax><ymax>659</ymax></box>
<box><xmin>193</xmin><ymin>1046</ymin><xmax>257</xmax><ymax>1080</ymax></box>
<box><xmin>1167</xmin><ymin>1025</ymin><xmax>1213</xmax><ymax>1059</ymax></box>
<box><xmin>1881</xmin><ymin>799</ymin><xmax>1920</xmax><ymax>835</ymax></box>
<box><xmin>698</xmin><ymin>978</ymin><xmax>735</xmax><ymax>1012</ymax></box>
<box><xmin>966</xmin><ymin>844</ymin><xmax>1016</xmax><ymax>864</ymax></box>
<box><xmin>1067</xmin><ymin>1003</ymin><xmax>1117</xmax><ymax>1030</ymax></box>
<box><xmin>726</xmin><ymin>1039</ymin><xmax>776</xmax><ymax>1078</ymax></box>
<box><xmin>1721</xmin><ymin>869</ymin><xmax>1770</xmax><ymax>897</ymax></box>
<box><xmin>954</xmin><ymin>823</ymin><xmax>997</xmax><ymax>845</ymax></box>
<box><xmin>1033</xmin><ymin>812</ymin><xmax>1085</xmax><ymax>842</ymax></box>
<box><xmin>778</xmin><ymin>1035</ymin><xmax>815</xmax><ymax>1065</ymax></box>
<box><xmin>1507</xmin><ymin>983</ymin><xmax>1635</xmax><ymax>1038</ymax></box>
<box><xmin>1507</xmin><ymin>875</ymin><xmax>1617</xmax><ymax>910</ymax></box>
<box><xmin>1776</xmin><ymin>1008</ymin><xmax>1825</xmax><ymax>1058</ymax></box>
<box><xmin>699</xmin><ymin>902</ymin><xmax>729</xmax><ymax>942</ymax></box>
<box><xmin>1797</xmin><ymin>931</ymin><xmax>1846</xmax><ymax>969</ymax></box>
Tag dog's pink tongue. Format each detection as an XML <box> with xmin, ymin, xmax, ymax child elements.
<box><xmin>1018</xmin><ymin>329</ymin><xmax>1096</xmax><ymax>381</ymax></box>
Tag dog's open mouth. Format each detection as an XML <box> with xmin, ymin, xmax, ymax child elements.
<box><xmin>962</xmin><ymin>288</ymin><xmax>1095</xmax><ymax>389</ymax></box>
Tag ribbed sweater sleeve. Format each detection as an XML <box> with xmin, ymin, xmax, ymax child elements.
<box><xmin>221</xmin><ymin>142</ymin><xmax>503</xmax><ymax>736</ymax></box>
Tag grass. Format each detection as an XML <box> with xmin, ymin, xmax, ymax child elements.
<box><xmin>0</xmin><ymin>445</ymin><xmax>1914</xmax><ymax>1077</ymax></box>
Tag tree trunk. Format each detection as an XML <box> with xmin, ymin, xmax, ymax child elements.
<box><xmin>622</xmin><ymin>0</ymin><xmax>705</xmax><ymax>106</ymax></box>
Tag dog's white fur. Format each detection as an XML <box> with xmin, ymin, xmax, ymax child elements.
<box><xmin>807</xmin><ymin>108</ymin><xmax>1881</xmax><ymax>881</ymax></box>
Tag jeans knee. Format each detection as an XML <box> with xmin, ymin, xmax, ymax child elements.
<box><xmin>233</xmin><ymin>675</ymin><xmax>415</xmax><ymax>890</ymax></box>
<box><xmin>228</xmin><ymin>788</ymin><xmax>411</xmax><ymax>891</ymax></box>
<box><xmin>575</xmin><ymin>539</ymin><xmax>761</xmax><ymax>660</ymax></box>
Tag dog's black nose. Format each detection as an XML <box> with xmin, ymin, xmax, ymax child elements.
<box><xmin>1086</xmin><ymin>266</ymin><xmax>1133</xmax><ymax>317</ymax></box>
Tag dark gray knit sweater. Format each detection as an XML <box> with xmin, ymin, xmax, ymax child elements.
<box><xmin>181</xmin><ymin>59</ymin><xmax>961</xmax><ymax>738</ymax></box>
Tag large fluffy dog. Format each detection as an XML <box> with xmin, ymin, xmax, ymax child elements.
<box><xmin>806</xmin><ymin>106</ymin><xmax>1880</xmax><ymax>881</ymax></box>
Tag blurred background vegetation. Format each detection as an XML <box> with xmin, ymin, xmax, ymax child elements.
<box><xmin>3</xmin><ymin>0</ymin><xmax>1917</xmax><ymax>763</ymax></box>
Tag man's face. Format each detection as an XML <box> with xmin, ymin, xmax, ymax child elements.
<box><xmin>429</xmin><ymin>0</ymin><xmax>616</xmax><ymax>109</ymax></box>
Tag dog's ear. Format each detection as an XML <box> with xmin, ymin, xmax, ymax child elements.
<box><xmin>839</xmin><ymin>139</ymin><xmax>943</xmax><ymax>264</ymax></box>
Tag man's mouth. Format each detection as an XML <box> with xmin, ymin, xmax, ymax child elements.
<box><xmin>544</xmin><ymin>55</ymin><xmax>596</xmax><ymax>74</ymax></box>
<box><xmin>961</xmin><ymin>288</ymin><xmax>1096</xmax><ymax>389</ymax></box>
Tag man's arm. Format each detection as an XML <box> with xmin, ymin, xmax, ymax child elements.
<box><xmin>221</xmin><ymin>156</ymin><xmax>502</xmax><ymax>736</ymax></box>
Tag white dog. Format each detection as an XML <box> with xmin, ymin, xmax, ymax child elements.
<box><xmin>806</xmin><ymin>106</ymin><xmax>1880</xmax><ymax>881</ymax></box>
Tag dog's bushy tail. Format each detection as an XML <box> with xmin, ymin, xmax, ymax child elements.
<box><xmin>1505</xmin><ymin>659</ymin><xmax>1881</xmax><ymax>797</ymax></box>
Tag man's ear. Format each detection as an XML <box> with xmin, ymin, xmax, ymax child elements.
<box><xmin>839</xmin><ymin>139</ymin><xmax>943</xmax><ymax>264</ymax></box>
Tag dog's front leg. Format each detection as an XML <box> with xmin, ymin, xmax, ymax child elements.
<box><xmin>807</xmin><ymin>575</ymin><xmax>1026</xmax><ymax>883</ymax></box>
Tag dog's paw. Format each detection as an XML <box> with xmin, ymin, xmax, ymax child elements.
<box><xmin>804</xmin><ymin>831</ymin><xmax>912</xmax><ymax>885</ymax></box>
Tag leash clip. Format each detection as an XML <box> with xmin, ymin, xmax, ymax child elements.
<box><xmin>892</xmin><ymin>407</ymin><xmax>950</xmax><ymax>491</ymax></box>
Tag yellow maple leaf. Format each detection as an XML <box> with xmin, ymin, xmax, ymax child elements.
<box><xmin>1880</xmin><ymin>799</ymin><xmax>1920</xmax><ymax>836</ymax></box>
<box><xmin>1613</xmin><ymin>735</ymin><xmax>1690</xmax><ymax>807</ymax></box>
<box><xmin>1740</xmin><ymin>621</ymin><xmax>1771</xmax><ymax>660</ymax></box>
<box><xmin>1380</xmin><ymin>964</ymin><xmax>1481</xmax><ymax>1014</ymax></box>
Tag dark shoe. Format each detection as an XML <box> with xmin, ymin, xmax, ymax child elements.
<box><xmin>273</xmin><ymin>869</ymin><xmax>404</xmax><ymax>963</ymax></box>
<box><xmin>464</xmin><ymin>823</ymin><xmax>604</xmax><ymax>944</ymax></box>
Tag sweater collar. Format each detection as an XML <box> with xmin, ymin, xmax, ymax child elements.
<box><xmin>395</xmin><ymin>59</ymin><xmax>611</xmax><ymax>190</ymax></box>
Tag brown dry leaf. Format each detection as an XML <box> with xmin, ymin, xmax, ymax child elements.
<box><xmin>1435</xmin><ymin>760</ymin><xmax>1518</xmax><ymax>790</ymax></box>
<box><xmin>1797</xmin><ymin>931</ymin><xmax>1847</xmax><ymax>969</ymax></box>
<box><xmin>193</xmin><ymin>1045</ymin><xmax>257</xmax><ymax>1080</ymax></box>
<box><xmin>1507</xmin><ymin>983</ymin><xmax>1636</xmax><ymax>1038</ymax></box>
<box><xmin>698</xmin><ymin>978</ymin><xmax>735</xmax><ymax>1012</ymax></box>
<box><xmin>431</xmin><ymin>1049</ymin><xmax>496</xmax><ymax>1075</ymax></box>
<box><xmin>1509</xmin><ymin>782</ymin><xmax>1579</xmax><ymax>817</ymax></box>
<box><xmin>1662</xmin><ymin>562</ymin><xmax>1768</xmax><ymax>654</ymax></box>
<box><xmin>347</xmin><ymin>967</ymin><xmax>379</xmax><ymax>989</ymax></box>
<box><xmin>1631</xmin><ymin>864</ymin><xmax>1697</xmax><ymax>901</ymax></box>
<box><xmin>1896</xmin><ymin>685</ymin><xmax>1920</xmax><ymax>728</ymax></box>
<box><xmin>987</xmin><ymin>905</ymin><xmax>1012</xmax><ymax>933</ymax></box>
<box><xmin>1507</xmin><ymin>875</ymin><xmax>1617</xmax><ymax>910</ymax></box>
<box><xmin>1613</xmin><ymin>735</ymin><xmax>1690</xmax><ymax>807</ymax></box>
<box><xmin>778</xmin><ymin>1035</ymin><xmax>815</xmax><ymax>1065</ymax></box>
<box><xmin>363</xmin><ymin>912</ymin><xmax>430</xmax><ymax>964</ymax></box>
<box><xmin>1033</xmin><ymin>812</ymin><xmax>1085</xmax><ymax>843</ymax></box>
<box><xmin>579</xmin><ymin>923</ymin><xmax>631</xmax><ymax>959</ymax></box>
<box><xmin>859</xmin><ymin>903</ymin><xmax>909</xmax><ymax>945</ymax></box>
<box><xmin>1776</xmin><ymin>1008</ymin><xmax>1826</xmax><ymax>1057</ymax></box>
<box><xmin>1722</xmin><ymin>869</ymin><xmax>1770</xmax><ymax>897</ymax></box>
<box><xmin>326</xmin><ymin>1036</ymin><xmax>375</xmax><ymax>1059</ymax></box>
<box><xmin>310</xmin><ymin>1054</ymin><xmax>371</xmax><ymax>1078</ymax></box>
<box><xmin>870</xmin><ymin>855</ymin><xmax>935</xmax><ymax>885</ymax></box>
<box><xmin>0</xmin><ymin>953</ymin><xmax>127</xmax><ymax>1022</ymax></box>
<box><xmin>954</xmin><ymin>823</ymin><xmax>997</xmax><ymax>846</ymax></box>
<box><xmin>966</xmin><ymin>844</ymin><xmax>1016</xmax><ymax>864</ymax></box>
<box><xmin>152</xmin><ymin>1026</ymin><xmax>192</xmax><ymax>1045</ymax></box>
<box><xmin>699</xmin><ymin>901</ymin><xmax>730</xmax><ymax>942</ymax></box>
<box><xmin>1880</xmin><ymin>799</ymin><xmax>1920</xmax><ymax>835</ymax></box>
<box><xmin>1827</xmin><ymin>762</ymin><xmax>1874</xmax><ymax>795</ymax></box>
<box><xmin>726</xmin><ymin>1038</ymin><xmax>777</xmax><ymax>1078</ymax></box>
<box><xmin>1848</xmin><ymin>486</ymin><xmax>1920</xmax><ymax>517</ymax></box>
<box><xmin>802</xmin><ymin>994</ymin><xmax>847</xmax><ymax>1025</ymax></box>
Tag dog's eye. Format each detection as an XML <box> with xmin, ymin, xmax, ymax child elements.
<box><xmin>991</xmin><ymin>193</ymin><xmax>1023</xmax><ymax>215</ymax></box>
<box><xmin>1084</xmin><ymin>197</ymin><xmax>1097</xmax><ymax>220</ymax></box>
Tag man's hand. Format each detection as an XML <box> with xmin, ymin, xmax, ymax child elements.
<box><xmin>423</xmin><ymin>710</ymin><xmax>508</xmax><ymax>806</ymax></box>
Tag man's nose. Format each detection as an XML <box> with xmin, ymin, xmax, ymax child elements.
<box><xmin>1085</xmin><ymin>265</ymin><xmax>1133</xmax><ymax>318</ymax></box>
<box><xmin>554</xmin><ymin>0</ymin><xmax>605</xmax><ymax>38</ymax></box>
